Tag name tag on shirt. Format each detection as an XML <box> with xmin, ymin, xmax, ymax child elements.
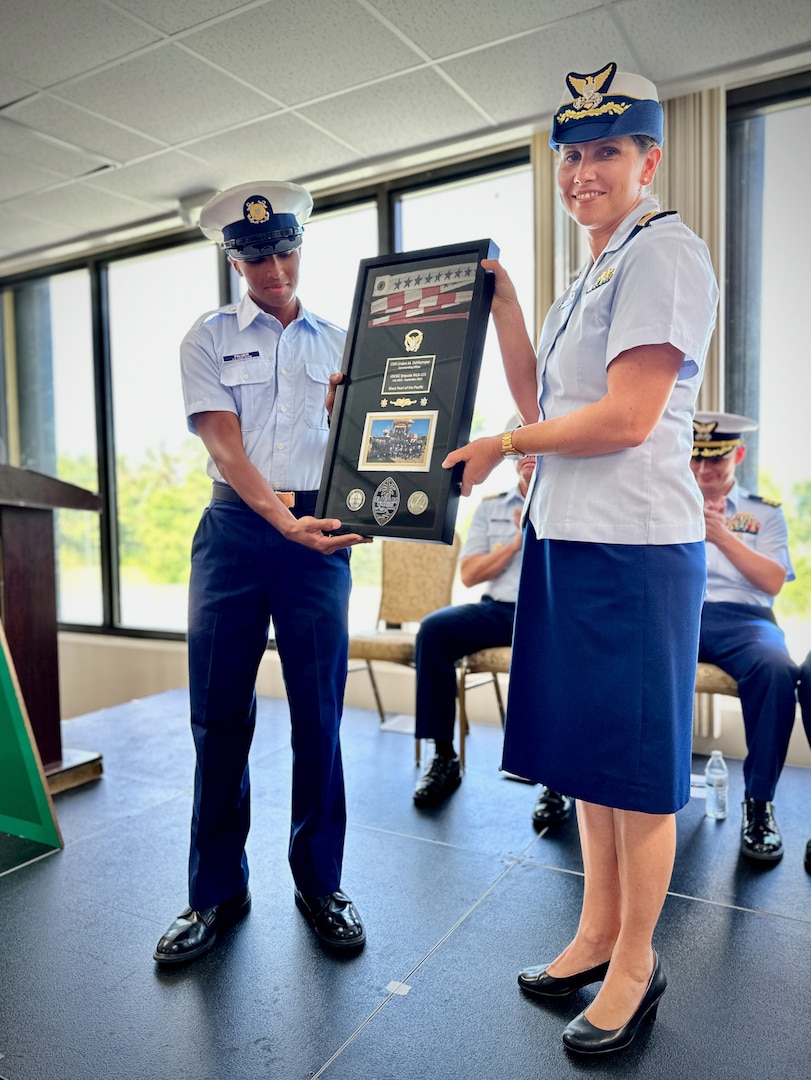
<box><xmin>223</xmin><ymin>350</ymin><xmax>260</xmax><ymax>362</ymax></box>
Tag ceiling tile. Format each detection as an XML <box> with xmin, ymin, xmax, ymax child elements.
<box><xmin>85</xmin><ymin>150</ymin><xmax>224</xmax><ymax>209</ymax></box>
<box><xmin>112</xmin><ymin>0</ymin><xmax>256</xmax><ymax>35</ymax></box>
<box><xmin>0</xmin><ymin>0</ymin><xmax>161</xmax><ymax>87</ymax></box>
<box><xmin>614</xmin><ymin>0</ymin><xmax>811</xmax><ymax>83</ymax></box>
<box><xmin>367</xmin><ymin>0</ymin><xmax>595</xmax><ymax>58</ymax></box>
<box><xmin>0</xmin><ymin>72</ymin><xmax>37</xmax><ymax>109</ymax></box>
<box><xmin>0</xmin><ymin>156</ymin><xmax>65</xmax><ymax>200</ymax></box>
<box><xmin>0</xmin><ymin>118</ymin><xmax>109</xmax><ymax>176</ymax></box>
<box><xmin>182</xmin><ymin>0</ymin><xmax>422</xmax><ymax>106</ymax></box>
<box><xmin>54</xmin><ymin>44</ymin><xmax>277</xmax><ymax>143</ymax></box>
<box><xmin>0</xmin><ymin>205</ymin><xmax>77</xmax><ymax>252</ymax></box>
<box><xmin>2</xmin><ymin>182</ymin><xmax>157</xmax><ymax>235</ymax></box>
<box><xmin>4</xmin><ymin>96</ymin><xmax>165</xmax><ymax>163</ymax></box>
<box><xmin>443</xmin><ymin>18</ymin><xmax>639</xmax><ymax>125</ymax></box>
<box><xmin>299</xmin><ymin>69</ymin><xmax>489</xmax><ymax>159</ymax></box>
<box><xmin>187</xmin><ymin>112</ymin><xmax>359</xmax><ymax>182</ymax></box>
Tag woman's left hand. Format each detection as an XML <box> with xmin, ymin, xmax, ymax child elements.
<box><xmin>442</xmin><ymin>435</ymin><xmax>504</xmax><ymax>496</ymax></box>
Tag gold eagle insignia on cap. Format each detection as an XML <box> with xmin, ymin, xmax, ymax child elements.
<box><xmin>693</xmin><ymin>420</ymin><xmax>718</xmax><ymax>443</ymax></box>
<box><xmin>567</xmin><ymin>62</ymin><xmax>617</xmax><ymax>111</ymax></box>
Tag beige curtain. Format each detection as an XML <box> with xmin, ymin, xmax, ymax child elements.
<box><xmin>658</xmin><ymin>87</ymin><xmax>726</xmax><ymax>412</ymax></box>
<box><xmin>659</xmin><ymin>87</ymin><xmax>726</xmax><ymax>739</ymax></box>
<box><xmin>531</xmin><ymin>130</ymin><xmax>559</xmax><ymax>345</ymax></box>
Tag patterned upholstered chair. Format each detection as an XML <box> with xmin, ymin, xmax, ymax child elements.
<box><xmin>348</xmin><ymin>533</ymin><xmax>461</xmax><ymax>761</ymax></box>
<box><xmin>456</xmin><ymin>646</ymin><xmax>512</xmax><ymax>768</ymax></box>
<box><xmin>695</xmin><ymin>662</ymin><xmax>739</xmax><ymax>698</ymax></box>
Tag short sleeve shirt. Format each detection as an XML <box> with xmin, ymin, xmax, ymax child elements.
<box><xmin>461</xmin><ymin>486</ymin><xmax>525</xmax><ymax>603</ymax></box>
<box><xmin>180</xmin><ymin>292</ymin><xmax>346</xmax><ymax>491</ymax></box>
<box><xmin>705</xmin><ymin>482</ymin><xmax>795</xmax><ymax>608</ymax></box>
<box><xmin>526</xmin><ymin>198</ymin><xmax>719</xmax><ymax>545</ymax></box>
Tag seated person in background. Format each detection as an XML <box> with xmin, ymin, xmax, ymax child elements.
<box><xmin>796</xmin><ymin>650</ymin><xmax>811</xmax><ymax>873</ymax></box>
<box><xmin>412</xmin><ymin>454</ymin><xmax>572</xmax><ymax>827</ymax></box>
<box><xmin>691</xmin><ymin>412</ymin><xmax>800</xmax><ymax>862</ymax></box>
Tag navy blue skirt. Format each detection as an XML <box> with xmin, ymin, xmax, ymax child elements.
<box><xmin>501</xmin><ymin>530</ymin><xmax>706</xmax><ymax>813</ymax></box>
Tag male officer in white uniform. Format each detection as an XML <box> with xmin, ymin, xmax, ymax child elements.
<box><xmin>691</xmin><ymin>412</ymin><xmax>799</xmax><ymax>861</ymax></box>
<box><xmin>154</xmin><ymin>181</ymin><xmax>370</xmax><ymax>964</ymax></box>
<box><xmin>413</xmin><ymin>454</ymin><xmax>571</xmax><ymax>827</ymax></box>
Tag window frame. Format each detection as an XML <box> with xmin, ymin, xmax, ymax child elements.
<box><xmin>0</xmin><ymin>147</ymin><xmax>530</xmax><ymax>640</ymax></box>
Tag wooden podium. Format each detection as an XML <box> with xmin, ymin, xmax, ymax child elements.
<box><xmin>0</xmin><ymin>464</ymin><xmax>103</xmax><ymax>792</ymax></box>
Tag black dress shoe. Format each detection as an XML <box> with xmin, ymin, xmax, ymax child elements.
<box><xmin>518</xmin><ymin>960</ymin><xmax>610</xmax><ymax>999</ymax></box>
<box><xmin>294</xmin><ymin>889</ymin><xmax>366</xmax><ymax>950</ymax></box>
<box><xmin>532</xmin><ymin>786</ymin><xmax>573</xmax><ymax>828</ymax></box>
<box><xmin>153</xmin><ymin>889</ymin><xmax>251</xmax><ymax>964</ymax></box>
<box><xmin>740</xmin><ymin>797</ymin><xmax>784</xmax><ymax>861</ymax></box>
<box><xmin>413</xmin><ymin>754</ymin><xmax>462</xmax><ymax>807</ymax></box>
<box><xmin>562</xmin><ymin>952</ymin><xmax>667</xmax><ymax>1055</ymax></box>
<box><xmin>804</xmin><ymin>839</ymin><xmax>811</xmax><ymax>874</ymax></box>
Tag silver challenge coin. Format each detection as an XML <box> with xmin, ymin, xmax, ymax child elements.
<box><xmin>407</xmin><ymin>491</ymin><xmax>429</xmax><ymax>516</ymax></box>
<box><xmin>346</xmin><ymin>488</ymin><xmax>366</xmax><ymax>512</ymax></box>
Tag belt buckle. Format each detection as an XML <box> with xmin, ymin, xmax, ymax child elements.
<box><xmin>277</xmin><ymin>491</ymin><xmax>295</xmax><ymax>508</ymax></box>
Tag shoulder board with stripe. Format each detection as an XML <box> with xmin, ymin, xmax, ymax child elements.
<box><xmin>749</xmin><ymin>494</ymin><xmax>782</xmax><ymax>508</ymax></box>
<box><xmin>483</xmin><ymin>491</ymin><xmax>508</xmax><ymax>501</ymax></box>
<box><xmin>624</xmin><ymin>210</ymin><xmax>678</xmax><ymax>245</ymax></box>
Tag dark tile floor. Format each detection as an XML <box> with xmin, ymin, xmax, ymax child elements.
<box><xmin>1</xmin><ymin>689</ymin><xmax>809</xmax><ymax>1080</ymax></box>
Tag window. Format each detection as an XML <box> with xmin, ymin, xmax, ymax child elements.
<box><xmin>0</xmin><ymin>156</ymin><xmax>533</xmax><ymax>637</ymax></box>
<box><xmin>727</xmin><ymin>81</ymin><xmax>811</xmax><ymax>658</ymax></box>
<box><xmin>107</xmin><ymin>243</ymin><xmax>220</xmax><ymax>631</ymax></box>
<box><xmin>399</xmin><ymin>164</ymin><xmax>534</xmax><ymax>600</ymax></box>
<box><xmin>8</xmin><ymin>270</ymin><xmax>102</xmax><ymax>624</ymax></box>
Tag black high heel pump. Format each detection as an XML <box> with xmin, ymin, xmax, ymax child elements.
<box><xmin>562</xmin><ymin>952</ymin><xmax>666</xmax><ymax>1055</ymax></box>
<box><xmin>518</xmin><ymin>960</ymin><xmax>610</xmax><ymax>999</ymax></box>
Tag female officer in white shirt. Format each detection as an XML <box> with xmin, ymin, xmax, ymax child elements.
<box><xmin>444</xmin><ymin>62</ymin><xmax>718</xmax><ymax>1056</ymax></box>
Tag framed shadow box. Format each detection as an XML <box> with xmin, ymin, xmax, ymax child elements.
<box><xmin>316</xmin><ymin>238</ymin><xmax>498</xmax><ymax>543</ymax></box>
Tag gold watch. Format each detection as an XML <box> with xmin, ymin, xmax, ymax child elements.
<box><xmin>500</xmin><ymin>429</ymin><xmax>521</xmax><ymax>457</ymax></box>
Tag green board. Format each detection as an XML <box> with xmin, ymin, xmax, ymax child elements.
<box><xmin>0</xmin><ymin>621</ymin><xmax>62</xmax><ymax>851</ymax></box>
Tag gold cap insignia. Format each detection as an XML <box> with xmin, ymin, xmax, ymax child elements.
<box><xmin>243</xmin><ymin>196</ymin><xmax>271</xmax><ymax>225</ymax></box>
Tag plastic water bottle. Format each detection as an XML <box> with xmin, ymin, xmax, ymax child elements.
<box><xmin>704</xmin><ymin>750</ymin><xmax>728</xmax><ymax>820</ymax></box>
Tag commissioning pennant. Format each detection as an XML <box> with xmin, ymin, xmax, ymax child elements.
<box><xmin>369</xmin><ymin>261</ymin><xmax>477</xmax><ymax>326</ymax></box>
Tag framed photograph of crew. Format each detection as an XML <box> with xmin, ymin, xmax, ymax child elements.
<box><xmin>358</xmin><ymin>411</ymin><xmax>438</xmax><ymax>472</ymax></box>
<box><xmin>316</xmin><ymin>237</ymin><xmax>498</xmax><ymax>543</ymax></box>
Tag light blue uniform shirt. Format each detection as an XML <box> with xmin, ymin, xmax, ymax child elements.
<box><xmin>705</xmin><ymin>482</ymin><xmax>795</xmax><ymax>608</ymax></box>
<box><xmin>180</xmin><ymin>292</ymin><xmax>346</xmax><ymax>491</ymax></box>
<box><xmin>526</xmin><ymin>198</ymin><xmax>719</xmax><ymax>545</ymax></box>
<box><xmin>461</xmin><ymin>485</ymin><xmax>525</xmax><ymax>603</ymax></box>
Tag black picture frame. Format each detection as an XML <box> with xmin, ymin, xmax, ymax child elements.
<box><xmin>316</xmin><ymin>238</ymin><xmax>498</xmax><ymax>543</ymax></box>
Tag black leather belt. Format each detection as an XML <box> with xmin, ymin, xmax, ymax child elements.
<box><xmin>211</xmin><ymin>483</ymin><xmax>318</xmax><ymax>511</ymax></box>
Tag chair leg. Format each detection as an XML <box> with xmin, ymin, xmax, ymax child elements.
<box><xmin>492</xmin><ymin>673</ymin><xmax>505</xmax><ymax>727</ymax></box>
<box><xmin>365</xmin><ymin>661</ymin><xmax>387</xmax><ymax>725</ymax></box>
<box><xmin>457</xmin><ymin>663</ymin><xmax>469</xmax><ymax>770</ymax></box>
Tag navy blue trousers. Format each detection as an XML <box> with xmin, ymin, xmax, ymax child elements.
<box><xmin>799</xmin><ymin>650</ymin><xmax>811</xmax><ymax>747</ymax></box>
<box><xmin>186</xmin><ymin>497</ymin><xmax>351</xmax><ymax>909</ymax></box>
<box><xmin>698</xmin><ymin>602</ymin><xmax>800</xmax><ymax>802</ymax></box>
<box><xmin>414</xmin><ymin>596</ymin><xmax>515</xmax><ymax>742</ymax></box>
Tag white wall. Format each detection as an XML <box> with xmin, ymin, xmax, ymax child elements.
<box><xmin>58</xmin><ymin>633</ymin><xmax>811</xmax><ymax>770</ymax></box>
